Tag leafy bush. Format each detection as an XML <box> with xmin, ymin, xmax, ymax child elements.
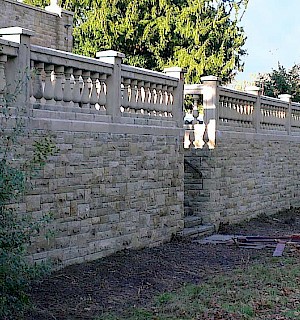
<box><xmin>0</xmin><ymin>85</ymin><xmax>57</xmax><ymax>319</ymax></box>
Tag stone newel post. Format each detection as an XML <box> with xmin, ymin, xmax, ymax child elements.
<box><xmin>201</xmin><ymin>75</ymin><xmax>221</xmax><ymax>149</ymax></box>
<box><xmin>0</xmin><ymin>27</ymin><xmax>34</xmax><ymax>108</ymax></box>
<box><xmin>96</xmin><ymin>50</ymin><xmax>125</xmax><ymax>121</ymax></box>
<box><xmin>163</xmin><ymin>67</ymin><xmax>185</xmax><ymax>128</ymax></box>
<box><xmin>279</xmin><ymin>93</ymin><xmax>292</xmax><ymax>135</ymax></box>
<box><xmin>245</xmin><ymin>85</ymin><xmax>262</xmax><ymax>132</ymax></box>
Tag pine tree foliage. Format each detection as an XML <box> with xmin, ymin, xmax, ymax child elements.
<box><xmin>24</xmin><ymin>0</ymin><xmax>248</xmax><ymax>83</ymax></box>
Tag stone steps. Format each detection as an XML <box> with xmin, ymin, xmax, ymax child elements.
<box><xmin>184</xmin><ymin>215</ymin><xmax>203</xmax><ymax>228</ymax></box>
<box><xmin>179</xmin><ymin>216</ymin><xmax>215</xmax><ymax>239</ymax></box>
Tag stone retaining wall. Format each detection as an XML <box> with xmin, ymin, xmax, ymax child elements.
<box><xmin>185</xmin><ymin>131</ymin><xmax>300</xmax><ymax>228</ymax></box>
<box><xmin>22</xmin><ymin>121</ymin><xmax>184</xmax><ymax>267</ymax></box>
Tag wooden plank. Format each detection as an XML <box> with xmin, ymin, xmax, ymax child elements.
<box><xmin>273</xmin><ymin>243</ymin><xmax>286</xmax><ymax>257</ymax></box>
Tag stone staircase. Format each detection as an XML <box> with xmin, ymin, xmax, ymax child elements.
<box><xmin>181</xmin><ymin>216</ymin><xmax>215</xmax><ymax>238</ymax></box>
<box><xmin>179</xmin><ymin>216</ymin><xmax>215</xmax><ymax>239</ymax></box>
<box><xmin>179</xmin><ymin>201</ymin><xmax>215</xmax><ymax>239</ymax></box>
<box><xmin>182</xmin><ymin>156</ymin><xmax>215</xmax><ymax>239</ymax></box>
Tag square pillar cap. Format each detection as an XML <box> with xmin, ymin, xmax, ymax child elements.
<box><xmin>245</xmin><ymin>85</ymin><xmax>260</xmax><ymax>92</ymax></box>
<box><xmin>45</xmin><ymin>0</ymin><xmax>62</xmax><ymax>17</ymax></box>
<box><xmin>278</xmin><ymin>94</ymin><xmax>292</xmax><ymax>102</ymax></box>
<box><xmin>96</xmin><ymin>50</ymin><xmax>125</xmax><ymax>59</ymax></box>
<box><xmin>163</xmin><ymin>67</ymin><xmax>186</xmax><ymax>73</ymax></box>
<box><xmin>0</xmin><ymin>27</ymin><xmax>34</xmax><ymax>37</ymax></box>
<box><xmin>201</xmin><ymin>75</ymin><xmax>221</xmax><ymax>82</ymax></box>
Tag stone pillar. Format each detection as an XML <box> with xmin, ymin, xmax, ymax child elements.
<box><xmin>279</xmin><ymin>94</ymin><xmax>292</xmax><ymax>135</ymax></box>
<box><xmin>201</xmin><ymin>75</ymin><xmax>221</xmax><ymax>149</ymax></box>
<box><xmin>0</xmin><ymin>27</ymin><xmax>34</xmax><ymax>108</ymax></box>
<box><xmin>163</xmin><ymin>67</ymin><xmax>185</xmax><ymax>128</ymax></box>
<box><xmin>96</xmin><ymin>50</ymin><xmax>125</xmax><ymax>121</ymax></box>
<box><xmin>246</xmin><ymin>85</ymin><xmax>261</xmax><ymax>132</ymax></box>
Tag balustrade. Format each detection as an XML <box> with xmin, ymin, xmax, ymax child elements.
<box><xmin>260</xmin><ymin>97</ymin><xmax>288</xmax><ymax>131</ymax></box>
<box><xmin>291</xmin><ymin>103</ymin><xmax>300</xmax><ymax>131</ymax></box>
<box><xmin>183</xmin><ymin>78</ymin><xmax>300</xmax><ymax>150</ymax></box>
<box><xmin>121</xmin><ymin>65</ymin><xmax>179</xmax><ymax>120</ymax></box>
<box><xmin>218</xmin><ymin>88</ymin><xmax>255</xmax><ymax>128</ymax></box>
<box><xmin>30</xmin><ymin>46</ymin><xmax>113</xmax><ymax>113</ymax></box>
<box><xmin>0</xmin><ymin>38</ymin><xmax>19</xmax><ymax>105</ymax></box>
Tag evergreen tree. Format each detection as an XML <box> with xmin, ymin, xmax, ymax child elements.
<box><xmin>24</xmin><ymin>0</ymin><xmax>248</xmax><ymax>83</ymax></box>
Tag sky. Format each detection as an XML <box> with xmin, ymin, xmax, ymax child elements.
<box><xmin>235</xmin><ymin>0</ymin><xmax>300</xmax><ymax>81</ymax></box>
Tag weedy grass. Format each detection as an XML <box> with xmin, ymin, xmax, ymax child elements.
<box><xmin>96</xmin><ymin>256</ymin><xmax>300</xmax><ymax>320</ymax></box>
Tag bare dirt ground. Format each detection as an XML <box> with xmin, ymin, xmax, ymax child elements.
<box><xmin>25</xmin><ymin>207</ymin><xmax>300</xmax><ymax>320</ymax></box>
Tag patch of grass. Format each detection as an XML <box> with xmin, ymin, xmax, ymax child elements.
<box><xmin>95</xmin><ymin>257</ymin><xmax>300</xmax><ymax>320</ymax></box>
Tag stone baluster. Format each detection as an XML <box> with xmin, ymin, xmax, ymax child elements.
<box><xmin>90</xmin><ymin>72</ymin><xmax>99</xmax><ymax>109</ymax></box>
<box><xmin>235</xmin><ymin>98</ymin><xmax>240</xmax><ymax>113</ymax></box>
<box><xmin>130</xmin><ymin>79</ymin><xmax>138</xmax><ymax>114</ymax></box>
<box><xmin>184</xmin><ymin>130</ymin><xmax>191</xmax><ymax>149</ymax></box>
<box><xmin>0</xmin><ymin>55</ymin><xmax>7</xmax><ymax>105</ymax></box>
<box><xmin>223</xmin><ymin>96</ymin><xmax>230</xmax><ymax>120</ymax></box>
<box><xmin>161</xmin><ymin>85</ymin><xmax>168</xmax><ymax>116</ymax></box>
<box><xmin>136</xmin><ymin>81</ymin><xmax>144</xmax><ymax>112</ymax></box>
<box><xmin>99</xmin><ymin>74</ymin><xmax>107</xmax><ymax>111</ymax></box>
<box><xmin>122</xmin><ymin>78</ymin><xmax>130</xmax><ymax>113</ymax></box>
<box><xmin>63</xmin><ymin>67</ymin><xmax>73</xmax><ymax>106</ymax></box>
<box><xmin>156</xmin><ymin>84</ymin><xmax>163</xmax><ymax>116</ymax></box>
<box><xmin>81</xmin><ymin>70</ymin><xmax>90</xmax><ymax>108</ymax></box>
<box><xmin>167</xmin><ymin>86</ymin><xmax>174</xmax><ymax>117</ymax></box>
<box><xmin>149</xmin><ymin>83</ymin><xmax>156</xmax><ymax>116</ymax></box>
<box><xmin>235</xmin><ymin>99</ymin><xmax>243</xmax><ymax>123</ymax></box>
<box><xmin>144</xmin><ymin>82</ymin><xmax>151</xmax><ymax>114</ymax></box>
<box><xmin>218</xmin><ymin>95</ymin><xmax>224</xmax><ymax>120</ymax></box>
<box><xmin>44</xmin><ymin>64</ymin><xmax>54</xmax><ymax>104</ymax></box>
<box><xmin>32</xmin><ymin>62</ymin><xmax>44</xmax><ymax>104</ymax></box>
<box><xmin>192</xmin><ymin>94</ymin><xmax>199</xmax><ymax>124</ymax></box>
<box><xmin>72</xmin><ymin>69</ymin><xmax>82</xmax><ymax>108</ymax></box>
<box><xmin>54</xmin><ymin>65</ymin><xmax>64</xmax><ymax>105</ymax></box>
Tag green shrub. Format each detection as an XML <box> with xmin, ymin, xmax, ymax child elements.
<box><xmin>0</xmin><ymin>84</ymin><xmax>57</xmax><ymax>319</ymax></box>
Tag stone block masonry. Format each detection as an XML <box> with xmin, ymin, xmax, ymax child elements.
<box><xmin>0</xmin><ymin>0</ymin><xmax>73</xmax><ymax>51</ymax></box>
<box><xmin>26</xmin><ymin>124</ymin><xmax>184</xmax><ymax>267</ymax></box>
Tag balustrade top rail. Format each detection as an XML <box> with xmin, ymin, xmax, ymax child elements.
<box><xmin>0</xmin><ymin>27</ymin><xmax>184</xmax><ymax>128</ymax></box>
<box><xmin>31</xmin><ymin>45</ymin><xmax>114</xmax><ymax>74</ymax></box>
<box><xmin>0</xmin><ymin>38</ymin><xmax>19</xmax><ymax>56</ymax></box>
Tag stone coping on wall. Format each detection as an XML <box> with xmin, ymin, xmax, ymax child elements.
<box><xmin>3</xmin><ymin>0</ymin><xmax>74</xmax><ymax>17</ymax></box>
<box><xmin>216</xmin><ymin>128</ymin><xmax>300</xmax><ymax>143</ymax></box>
<box><xmin>30</xmin><ymin>117</ymin><xmax>184</xmax><ymax>137</ymax></box>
